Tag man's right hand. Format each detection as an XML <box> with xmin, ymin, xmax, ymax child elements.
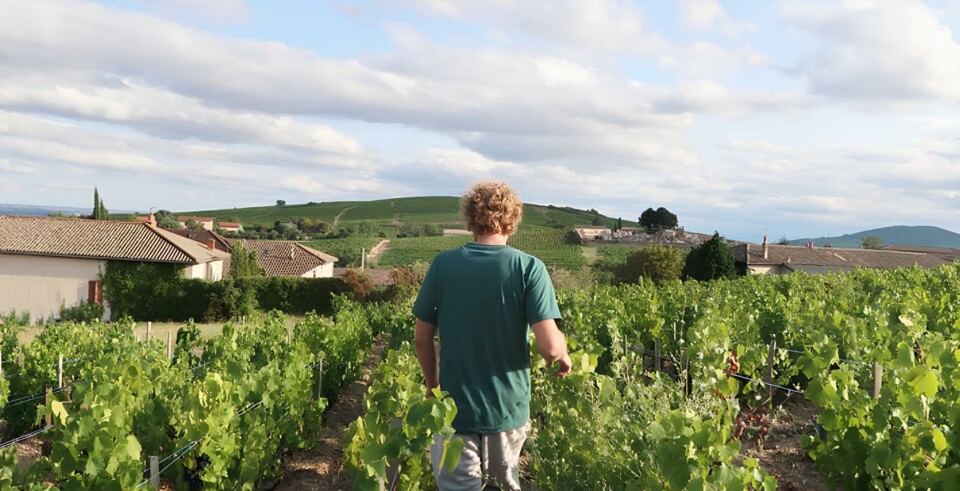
<box><xmin>551</xmin><ymin>353</ymin><xmax>572</xmax><ymax>377</ymax></box>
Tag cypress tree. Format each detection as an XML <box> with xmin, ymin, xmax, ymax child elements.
<box><xmin>92</xmin><ymin>188</ymin><xmax>100</xmax><ymax>219</ymax></box>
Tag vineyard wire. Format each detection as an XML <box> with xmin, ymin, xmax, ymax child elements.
<box><xmin>782</xmin><ymin>348</ymin><xmax>871</xmax><ymax>367</ymax></box>
<box><xmin>131</xmin><ymin>349</ymin><xmax>323</xmax><ymax>489</ymax></box>
<box><xmin>729</xmin><ymin>373</ymin><xmax>805</xmax><ymax>396</ymax></box>
<box><xmin>132</xmin><ymin>389</ymin><xmax>295</xmax><ymax>489</ymax></box>
<box><xmin>0</xmin><ymin>427</ymin><xmax>52</xmax><ymax>449</ymax></box>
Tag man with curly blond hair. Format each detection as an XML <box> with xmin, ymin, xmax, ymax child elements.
<box><xmin>414</xmin><ymin>181</ymin><xmax>572</xmax><ymax>490</ymax></box>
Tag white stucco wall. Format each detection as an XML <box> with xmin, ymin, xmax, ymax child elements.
<box><xmin>302</xmin><ymin>262</ymin><xmax>335</xmax><ymax>278</ymax></box>
<box><xmin>182</xmin><ymin>261</ymin><xmax>224</xmax><ymax>281</ymax></box>
<box><xmin>0</xmin><ymin>254</ymin><xmax>109</xmax><ymax>323</ymax></box>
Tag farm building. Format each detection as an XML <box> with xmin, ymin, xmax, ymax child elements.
<box><xmin>177</xmin><ymin>216</ymin><xmax>215</xmax><ymax>230</ymax></box>
<box><xmin>0</xmin><ymin>215</ymin><xmax>228</xmax><ymax>322</ymax></box>
<box><xmin>732</xmin><ymin>239</ymin><xmax>950</xmax><ymax>275</ymax></box>
<box><xmin>224</xmin><ymin>239</ymin><xmax>338</xmax><ymax>278</ymax></box>
<box><xmin>218</xmin><ymin>221</ymin><xmax>243</xmax><ymax>232</ymax></box>
<box><xmin>572</xmin><ymin>226</ymin><xmax>611</xmax><ymax>240</ymax></box>
<box><xmin>880</xmin><ymin>245</ymin><xmax>960</xmax><ymax>263</ymax></box>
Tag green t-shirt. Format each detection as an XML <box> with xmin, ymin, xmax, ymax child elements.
<box><xmin>412</xmin><ymin>243</ymin><xmax>561</xmax><ymax>434</ymax></box>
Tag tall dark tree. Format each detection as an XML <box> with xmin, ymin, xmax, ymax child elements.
<box><xmin>640</xmin><ymin>207</ymin><xmax>678</xmax><ymax>231</ymax></box>
<box><xmin>654</xmin><ymin>207</ymin><xmax>678</xmax><ymax>229</ymax></box>
<box><xmin>91</xmin><ymin>188</ymin><xmax>108</xmax><ymax>220</ymax></box>
<box><xmin>92</xmin><ymin>188</ymin><xmax>100</xmax><ymax>219</ymax></box>
<box><xmin>640</xmin><ymin>208</ymin><xmax>657</xmax><ymax>231</ymax></box>
<box><xmin>683</xmin><ymin>233</ymin><xmax>737</xmax><ymax>281</ymax></box>
<box><xmin>615</xmin><ymin>217</ymin><xmax>623</xmax><ymax>231</ymax></box>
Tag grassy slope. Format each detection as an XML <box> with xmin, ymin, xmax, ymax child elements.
<box><xmin>376</xmin><ymin>228</ymin><xmax>587</xmax><ymax>270</ymax></box>
<box><xmin>183</xmin><ymin>196</ymin><xmax>638</xmax><ymax>229</ymax></box>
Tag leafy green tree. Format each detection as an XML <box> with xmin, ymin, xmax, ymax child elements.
<box><xmin>563</xmin><ymin>230</ymin><xmax>582</xmax><ymax>245</ymax></box>
<box><xmin>618</xmin><ymin>244</ymin><xmax>684</xmax><ymax>285</ymax></box>
<box><xmin>157</xmin><ymin>217</ymin><xmax>182</xmax><ymax>229</ymax></box>
<box><xmin>654</xmin><ymin>207</ymin><xmax>677</xmax><ymax>229</ymax></box>
<box><xmin>683</xmin><ymin>233</ymin><xmax>737</xmax><ymax>281</ymax></box>
<box><xmin>640</xmin><ymin>207</ymin><xmax>678</xmax><ymax>231</ymax></box>
<box><xmin>185</xmin><ymin>219</ymin><xmax>204</xmax><ymax>231</ymax></box>
<box><xmin>276</xmin><ymin>199</ymin><xmax>286</xmax><ymax>206</ymax></box>
<box><xmin>639</xmin><ymin>208</ymin><xmax>657</xmax><ymax>231</ymax></box>
<box><xmin>861</xmin><ymin>235</ymin><xmax>883</xmax><ymax>250</ymax></box>
<box><xmin>777</xmin><ymin>236</ymin><xmax>790</xmax><ymax>245</ymax></box>
<box><xmin>229</xmin><ymin>242</ymin><xmax>265</xmax><ymax>277</ymax></box>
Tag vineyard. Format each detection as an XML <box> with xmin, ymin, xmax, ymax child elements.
<box><xmin>3</xmin><ymin>263</ymin><xmax>960</xmax><ymax>489</ymax></box>
<box><xmin>0</xmin><ymin>298</ymin><xmax>374</xmax><ymax>489</ymax></box>
<box><xmin>346</xmin><ymin>264</ymin><xmax>960</xmax><ymax>489</ymax></box>
<box><xmin>376</xmin><ymin>228</ymin><xmax>586</xmax><ymax>270</ymax></box>
<box><xmin>303</xmin><ymin>236</ymin><xmax>385</xmax><ymax>267</ymax></box>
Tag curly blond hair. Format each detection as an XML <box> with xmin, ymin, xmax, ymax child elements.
<box><xmin>461</xmin><ymin>181</ymin><xmax>523</xmax><ymax>236</ymax></box>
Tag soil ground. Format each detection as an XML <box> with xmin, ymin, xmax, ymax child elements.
<box><xmin>736</xmin><ymin>395</ymin><xmax>836</xmax><ymax>490</ymax></box>
<box><xmin>274</xmin><ymin>336</ymin><xmax>387</xmax><ymax>490</ymax></box>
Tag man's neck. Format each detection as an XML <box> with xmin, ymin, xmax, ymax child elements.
<box><xmin>473</xmin><ymin>232</ymin><xmax>509</xmax><ymax>246</ymax></box>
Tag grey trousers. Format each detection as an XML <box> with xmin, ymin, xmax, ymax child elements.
<box><xmin>430</xmin><ymin>423</ymin><xmax>529</xmax><ymax>491</ymax></box>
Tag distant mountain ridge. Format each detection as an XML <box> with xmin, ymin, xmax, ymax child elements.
<box><xmin>0</xmin><ymin>203</ymin><xmax>90</xmax><ymax>217</ymax></box>
<box><xmin>789</xmin><ymin>226</ymin><xmax>960</xmax><ymax>249</ymax></box>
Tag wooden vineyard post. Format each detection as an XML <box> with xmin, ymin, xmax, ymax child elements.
<box><xmin>167</xmin><ymin>331</ymin><xmax>174</xmax><ymax>359</ymax></box>
<box><xmin>872</xmin><ymin>362</ymin><xmax>882</xmax><ymax>399</ymax></box>
<box><xmin>1</xmin><ymin>350</ymin><xmax>3</xmax><ymax>377</ymax></box>
<box><xmin>44</xmin><ymin>388</ymin><xmax>53</xmax><ymax>428</ymax></box>
<box><xmin>766</xmin><ymin>340</ymin><xmax>777</xmax><ymax>407</ymax></box>
<box><xmin>316</xmin><ymin>357</ymin><xmax>324</xmax><ymax>400</ymax></box>
<box><xmin>149</xmin><ymin>455</ymin><xmax>160</xmax><ymax>488</ymax></box>
<box><xmin>147</xmin><ymin>322</ymin><xmax>152</xmax><ymax>342</ymax></box>
<box><xmin>654</xmin><ymin>340</ymin><xmax>661</xmax><ymax>374</ymax></box>
<box><xmin>684</xmin><ymin>355</ymin><xmax>692</xmax><ymax>398</ymax></box>
<box><xmin>57</xmin><ymin>355</ymin><xmax>63</xmax><ymax>388</ymax></box>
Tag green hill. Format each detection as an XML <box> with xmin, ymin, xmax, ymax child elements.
<box><xmin>182</xmin><ymin>196</ymin><xmax>634</xmax><ymax>230</ymax></box>
<box><xmin>789</xmin><ymin>225</ymin><xmax>960</xmax><ymax>249</ymax></box>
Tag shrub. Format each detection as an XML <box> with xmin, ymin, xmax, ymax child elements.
<box><xmin>59</xmin><ymin>302</ymin><xmax>105</xmax><ymax>323</ymax></box>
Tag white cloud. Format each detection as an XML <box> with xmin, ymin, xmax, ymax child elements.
<box><xmin>141</xmin><ymin>0</ymin><xmax>251</xmax><ymax>24</ymax></box>
<box><xmin>677</xmin><ymin>0</ymin><xmax>726</xmax><ymax>29</ymax></box>
<box><xmin>783</xmin><ymin>0</ymin><xmax>960</xmax><ymax>103</ymax></box>
<box><xmin>0</xmin><ymin>76</ymin><xmax>370</xmax><ymax>164</ymax></box>
<box><xmin>0</xmin><ymin>159</ymin><xmax>37</xmax><ymax>174</ymax></box>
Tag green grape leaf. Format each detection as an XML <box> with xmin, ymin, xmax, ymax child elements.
<box><xmin>441</xmin><ymin>437</ymin><xmax>465</xmax><ymax>473</ymax></box>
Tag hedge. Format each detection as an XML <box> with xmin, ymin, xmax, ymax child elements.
<box><xmin>102</xmin><ymin>261</ymin><xmax>347</xmax><ymax>322</ymax></box>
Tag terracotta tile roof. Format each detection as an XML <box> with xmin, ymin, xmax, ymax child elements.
<box><xmin>732</xmin><ymin>243</ymin><xmax>949</xmax><ymax>270</ymax></box>
<box><xmin>219</xmin><ymin>222</ymin><xmax>242</xmax><ymax>228</ymax></box>
<box><xmin>178</xmin><ymin>216</ymin><xmax>214</xmax><ymax>222</ymax></box>
<box><xmin>225</xmin><ymin>239</ymin><xmax>338</xmax><ymax>277</ymax></box>
<box><xmin>166</xmin><ymin>229</ymin><xmax>232</xmax><ymax>252</ymax></box>
<box><xmin>882</xmin><ymin>245</ymin><xmax>960</xmax><ymax>263</ymax></box>
<box><xmin>0</xmin><ymin>215</ymin><xmax>228</xmax><ymax>264</ymax></box>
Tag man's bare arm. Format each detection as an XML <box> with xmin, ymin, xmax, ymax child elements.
<box><xmin>414</xmin><ymin>317</ymin><xmax>440</xmax><ymax>395</ymax></box>
<box><xmin>531</xmin><ymin>318</ymin><xmax>572</xmax><ymax>376</ymax></box>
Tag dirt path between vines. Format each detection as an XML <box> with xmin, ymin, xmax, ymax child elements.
<box><xmin>331</xmin><ymin>206</ymin><xmax>357</xmax><ymax>230</ymax></box>
<box><xmin>737</xmin><ymin>396</ymin><xmax>835</xmax><ymax>491</ymax></box>
<box><xmin>366</xmin><ymin>240</ymin><xmax>390</xmax><ymax>264</ymax></box>
<box><xmin>275</xmin><ymin>336</ymin><xmax>386</xmax><ymax>491</ymax></box>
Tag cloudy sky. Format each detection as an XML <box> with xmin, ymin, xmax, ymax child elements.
<box><xmin>2</xmin><ymin>0</ymin><xmax>960</xmax><ymax>241</ymax></box>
